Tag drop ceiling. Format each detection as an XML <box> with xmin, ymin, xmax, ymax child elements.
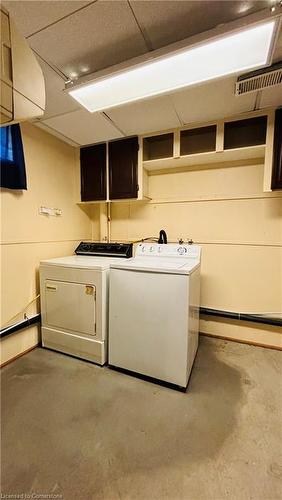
<box><xmin>3</xmin><ymin>0</ymin><xmax>282</xmax><ymax>146</ymax></box>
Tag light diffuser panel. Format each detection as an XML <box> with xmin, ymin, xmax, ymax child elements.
<box><xmin>68</xmin><ymin>21</ymin><xmax>275</xmax><ymax>113</ymax></box>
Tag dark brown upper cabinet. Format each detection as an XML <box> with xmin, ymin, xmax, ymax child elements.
<box><xmin>80</xmin><ymin>143</ymin><xmax>106</xmax><ymax>201</ymax></box>
<box><xmin>224</xmin><ymin>116</ymin><xmax>267</xmax><ymax>150</ymax></box>
<box><xmin>180</xmin><ymin>125</ymin><xmax>216</xmax><ymax>155</ymax></box>
<box><xmin>271</xmin><ymin>108</ymin><xmax>282</xmax><ymax>190</ymax></box>
<box><xmin>109</xmin><ymin>137</ymin><xmax>139</xmax><ymax>200</ymax></box>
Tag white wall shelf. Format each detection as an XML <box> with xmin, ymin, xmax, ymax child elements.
<box><xmin>143</xmin><ymin>145</ymin><xmax>266</xmax><ymax>172</ymax></box>
<box><xmin>139</xmin><ymin>109</ymin><xmax>276</xmax><ymax>193</ymax></box>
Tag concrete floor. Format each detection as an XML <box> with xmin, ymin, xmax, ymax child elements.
<box><xmin>1</xmin><ymin>337</ymin><xmax>282</xmax><ymax>500</ymax></box>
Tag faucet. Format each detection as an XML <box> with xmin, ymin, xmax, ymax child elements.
<box><xmin>158</xmin><ymin>229</ymin><xmax>167</xmax><ymax>244</ymax></box>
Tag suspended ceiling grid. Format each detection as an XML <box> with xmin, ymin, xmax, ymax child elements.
<box><xmin>3</xmin><ymin>0</ymin><xmax>282</xmax><ymax>146</ymax></box>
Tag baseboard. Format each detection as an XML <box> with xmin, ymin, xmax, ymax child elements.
<box><xmin>200</xmin><ymin>332</ymin><xmax>282</xmax><ymax>351</ymax></box>
<box><xmin>1</xmin><ymin>334</ymin><xmax>280</xmax><ymax>368</ymax></box>
<box><xmin>0</xmin><ymin>344</ymin><xmax>39</xmax><ymax>368</ymax></box>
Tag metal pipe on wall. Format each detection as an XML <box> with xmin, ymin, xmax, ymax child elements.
<box><xmin>99</xmin><ymin>203</ymin><xmax>108</xmax><ymax>242</ymax></box>
<box><xmin>1</xmin><ymin>309</ymin><xmax>280</xmax><ymax>341</ymax></box>
<box><xmin>0</xmin><ymin>314</ymin><xmax>41</xmax><ymax>339</ymax></box>
<box><xmin>200</xmin><ymin>307</ymin><xmax>282</xmax><ymax>327</ymax></box>
<box><xmin>107</xmin><ymin>202</ymin><xmax>111</xmax><ymax>243</ymax></box>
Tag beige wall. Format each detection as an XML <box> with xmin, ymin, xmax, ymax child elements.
<box><xmin>0</xmin><ymin>122</ymin><xmax>92</xmax><ymax>365</ymax></box>
<box><xmin>101</xmin><ymin>159</ymin><xmax>282</xmax><ymax>348</ymax></box>
<box><xmin>1</xmin><ymin>124</ymin><xmax>281</xmax><ymax>362</ymax></box>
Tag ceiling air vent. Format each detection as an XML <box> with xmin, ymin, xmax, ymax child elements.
<box><xmin>235</xmin><ymin>61</ymin><xmax>282</xmax><ymax>96</ymax></box>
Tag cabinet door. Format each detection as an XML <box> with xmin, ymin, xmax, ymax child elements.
<box><xmin>271</xmin><ymin>108</ymin><xmax>282</xmax><ymax>190</ymax></box>
<box><xmin>80</xmin><ymin>143</ymin><xmax>106</xmax><ymax>201</ymax></box>
<box><xmin>109</xmin><ymin>137</ymin><xmax>138</xmax><ymax>199</ymax></box>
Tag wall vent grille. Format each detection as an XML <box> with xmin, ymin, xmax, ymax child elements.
<box><xmin>235</xmin><ymin>66</ymin><xmax>282</xmax><ymax>96</ymax></box>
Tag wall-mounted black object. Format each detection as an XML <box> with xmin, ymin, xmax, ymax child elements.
<box><xmin>271</xmin><ymin>108</ymin><xmax>282</xmax><ymax>190</ymax></box>
<box><xmin>75</xmin><ymin>241</ymin><xmax>133</xmax><ymax>258</ymax></box>
<box><xmin>158</xmin><ymin>230</ymin><xmax>167</xmax><ymax>244</ymax></box>
<box><xmin>80</xmin><ymin>143</ymin><xmax>107</xmax><ymax>201</ymax></box>
<box><xmin>0</xmin><ymin>124</ymin><xmax>27</xmax><ymax>190</ymax></box>
<box><xmin>109</xmin><ymin>136</ymin><xmax>139</xmax><ymax>199</ymax></box>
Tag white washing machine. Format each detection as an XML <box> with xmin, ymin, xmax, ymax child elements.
<box><xmin>109</xmin><ymin>242</ymin><xmax>201</xmax><ymax>389</ymax></box>
<box><xmin>40</xmin><ymin>242</ymin><xmax>132</xmax><ymax>365</ymax></box>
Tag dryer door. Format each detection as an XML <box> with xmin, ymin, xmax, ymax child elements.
<box><xmin>45</xmin><ymin>280</ymin><xmax>96</xmax><ymax>336</ymax></box>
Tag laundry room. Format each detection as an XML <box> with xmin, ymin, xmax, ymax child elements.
<box><xmin>1</xmin><ymin>1</ymin><xmax>282</xmax><ymax>499</ymax></box>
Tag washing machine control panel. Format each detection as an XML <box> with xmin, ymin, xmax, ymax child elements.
<box><xmin>136</xmin><ymin>243</ymin><xmax>201</xmax><ymax>259</ymax></box>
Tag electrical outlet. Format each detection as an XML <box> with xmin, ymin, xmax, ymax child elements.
<box><xmin>39</xmin><ymin>206</ymin><xmax>62</xmax><ymax>216</ymax></box>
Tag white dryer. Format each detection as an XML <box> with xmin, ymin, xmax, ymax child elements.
<box><xmin>40</xmin><ymin>242</ymin><xmax>132</xmax><ymax>365</ymax></box>
<box><xmin>109</xmin><ymin>243</ymin><xmax>201</xmax><ymax>389</ymax></box>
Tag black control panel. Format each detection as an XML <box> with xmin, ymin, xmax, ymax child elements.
<box><xmin>75</xmin><ymin>242</ymin><xmax>133</xmax><ymax>258</ymax></box>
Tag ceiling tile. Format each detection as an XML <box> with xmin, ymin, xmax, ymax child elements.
<box><xmin>171</xmin><ymin>77</ymin><xmax>256</xmax><ymax>125</ymax></box>
<box><xmin>29</xmin><ymin>1</ymin><xmax>148</xmax><ymax>78</ymax></box>
<box><xmin>130</xmin><ymin>0</ymin><xmax>269</xmax><ymax>50</ymax></box>
<box><xmin>2</xmin><ymin>1</ymin><xmax>90</xmax><ymax>37</ymax></box>
<box><xmin>273</xmin><ymin>25</ymin><xmax>282</xmax><ymax>63</ymax></box>
<box><xmin>39</xmin><ymin>109</ymin><xmax>123</xmax><ymax>145</ymax></box>
<box><xmin>259</xmin><ymin>87</ymin><xmax>282</xmax><ymax>108</ymax></box>
<box><xmin>259</xmin><ymin>25</ymin><xmax>282</xmax><ymax>108</ymax></box>
<box><xmin>106</xmin><ymin>96</ymin><xmax>181</xmax><ymax>135</ymax></box>
<box><xmin>34</xmin><ymin>121</ymin><xmax>80</xmax><ymax>147</ymax></box>
<box><xmin>38</xmin><ymin>58</ymin><xmax>79</xmax><ymax>119</ymax></box>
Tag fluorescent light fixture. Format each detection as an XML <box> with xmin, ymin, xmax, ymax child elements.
<box><xmin>68</xmin><ymin>21</ymin><xmax>275</xmax><ymax>113</ymax></box>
